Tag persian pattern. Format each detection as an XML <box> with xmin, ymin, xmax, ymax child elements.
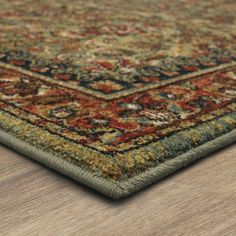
<box><xmin>0</xmin><ymin>65</ymin><xmax>236</xmax><ymax>180</ymax></box>
<box><xmin>0</xmin><ymin>0</ymin><xmax>236</xmax><ymax>191</ymax></box>
<box><xmin>0</xmin><ymin>66</ymin><xmax>236</xmax><ymax>154</ymax></box>
<box><xmin>0</xmin><ymin>0</ymin><xmax>235</xmax><ymax>98</ymax></box>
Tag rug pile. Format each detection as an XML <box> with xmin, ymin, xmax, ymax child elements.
<box><xmin>0</xmin><ymin>0</ymin><xmax>235</xmax><ymax>198</ymax></box>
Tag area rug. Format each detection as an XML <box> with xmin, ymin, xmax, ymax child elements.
<box><xmin>0</xmin><ymin>0</ymin><xmax>235</xmax><ymax>199</ymax></box>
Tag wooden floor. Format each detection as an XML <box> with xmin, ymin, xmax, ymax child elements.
<box><xmin>0</xmin><ymin>143</ymin><xmax>236</xmax><ymax>236</ymax></box>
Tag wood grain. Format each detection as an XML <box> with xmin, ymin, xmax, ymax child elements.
<box><xmin>0</xmin><ymin>143</ymin><xmax>236</xmax><ymax>236</ymax></box>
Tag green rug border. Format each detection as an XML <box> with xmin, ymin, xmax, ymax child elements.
<box><xmin>0</xmin><ymin>127</ymin><xmax>235</xmax><ymax>199</ymax></box>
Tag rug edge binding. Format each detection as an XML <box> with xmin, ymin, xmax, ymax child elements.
<box><xmin>0</xmin><ymin>128</ymin><xmax>235</xmax><ymax>200</ymax></box>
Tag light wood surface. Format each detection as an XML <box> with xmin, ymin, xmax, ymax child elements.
<box><xmin>0</xmin><ymin>143</ymin><xmax>236</xmax><ymax>236</ymax></box>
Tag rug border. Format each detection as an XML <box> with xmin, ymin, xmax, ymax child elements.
<box><xmin>0</xmin><ymin>127</ymin><xmax>235</xmax><ymax>199</ymax></box>
<box><xmin>0</xmin><ymin>61</ymin><xmax>235</xmax><ymax>100</ymax></box>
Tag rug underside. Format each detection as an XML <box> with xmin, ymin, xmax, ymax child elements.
<box><xmin>0</xmin><ymin>0</ymin><xmax>235</xmax><ymax>199</ymax></box>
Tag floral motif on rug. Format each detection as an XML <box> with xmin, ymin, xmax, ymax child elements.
<box><xmin>0</xmin><ymin>0</ymin><xmax>235</xmax><ymax>198</ymax></box>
